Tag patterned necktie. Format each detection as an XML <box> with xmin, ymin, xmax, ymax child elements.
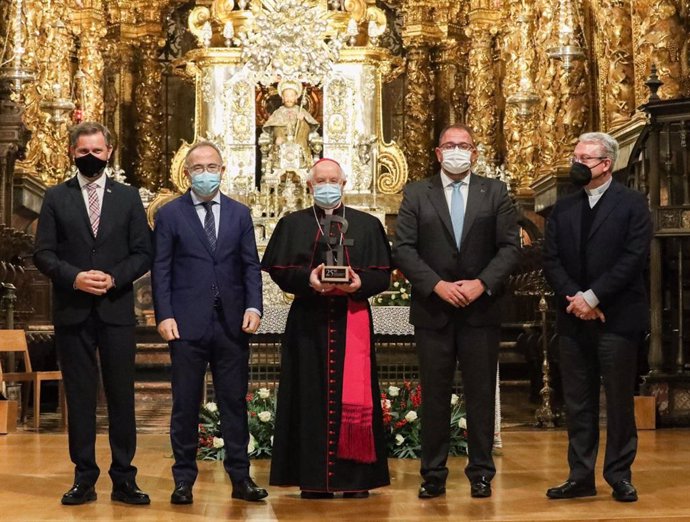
<box><xmin>86</xmin><ymin>182</ymin><xmax>100</xmax><ymax>236</ymax></box>
<box><xmin>202</xmin><ymin>201</ymin><xmax>217</xmax><ymax>251</ymax></box>
<box><xmin>450</xmin><ymin>181</ymin><xmax>465</xmax><ymax>248</ymax></box>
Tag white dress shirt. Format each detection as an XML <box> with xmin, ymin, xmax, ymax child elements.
<box><xmin>441</xmin><ymin>170</ymin><xmax>470</xmax><ymax>215</ymax></box>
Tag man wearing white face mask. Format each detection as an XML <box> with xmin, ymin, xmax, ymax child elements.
<box><xmin>393</xmin><ymin>124</ymin><xmax>521</xmax><ymax>500</ymax></box>
<box><xmin>262</xmin><ymin>158</ymin><xmax>392</xmax><ymax>498</ymax></box>
<box><xmin>152</xmin><ymin>141</ymin><xmax>267</xmax><ymax>504</ymax></box>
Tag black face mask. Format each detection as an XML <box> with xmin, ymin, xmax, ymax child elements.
<box><xmin>569</xmin><ymin>160</ymin><xmax>608</xmax><ymax>187</ymax></box>
<box><xmin>75</xmin><ymin>153</ymin><xmax>108</xmax><ymax>178</ymax></box>
<box><xmin>569</xmin><ymin>162</ymin><xmax>592</xmax><ymax>187</ymax></box>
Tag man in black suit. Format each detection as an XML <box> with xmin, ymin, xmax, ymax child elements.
<box><xmin>34</xmin><ymin>122</ymin><xmax>152</xmax><ymax>505</ymax></box>
<box><xmin>543</xmin><ymin>132</ymin><xmax>652</xmax><ymax>503</ymax></box>
<box><xmin>393</xmin><ymin>124</ymin><xmax>521</xmax><ymax>499</ymax></box>
<box><xmin>152</xmin><ymin>141</ymin><xmax>267</xmax><ymax>504</ymax></box>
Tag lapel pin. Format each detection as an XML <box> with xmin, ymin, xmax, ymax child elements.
<box><xmin>106</xmin><ymin>188</ymin><xmax>112</xmax><ymax>193</ymax></box>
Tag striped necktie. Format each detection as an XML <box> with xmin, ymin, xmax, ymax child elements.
<box><xmin>86</xmin><ymin>182</ymin><xmax>100</xmax><ymax>236</ymax></box>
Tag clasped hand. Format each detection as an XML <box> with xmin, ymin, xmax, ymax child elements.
<box><xmin>74</xmin><ymin>270</ymin><xmax>113</xmax><ymax>295</ymax></box>
<box><xmin>433</xmin><ymin>279</ymin><xmax>484</xmax><ymax>308</ymax></box>
<box><xmin>565</xmin><ymin>294</ymin><xmax>606</xmax><ymax>322</ymax></box>
<box><xmin>309</xmin><ymin>264</ymin><xmax>361</xmax><ymax>294</ymax></box>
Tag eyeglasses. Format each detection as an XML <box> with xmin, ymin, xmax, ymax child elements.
<box><xmin>439</xmin><ymin>142</ymin><xmax>474</xmax><ymax>151</ymax></box>
<box><xmin>570</xmin><ymin>156</ymin><xmax>607</xmax><ymax>165</ymax></box>
<box><xmin>188</xmin><ymin>163</ymin><xmax>223</xmax><ymax>174</ymax></box>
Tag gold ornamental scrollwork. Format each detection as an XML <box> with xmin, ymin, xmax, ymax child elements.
<box><xmin>377</xmin><ymin>141</ymin><xmax>408</xmax><ymax>194</ymax></box>
<box><xmin>169</xmin><ymin>140</ymin><xmax>193</xmax><ymax>194</ymax></box>
<box><xmin>189</xmin><ymin>6</ymin><xmax>212</xmax><ymax>43</ymax></box>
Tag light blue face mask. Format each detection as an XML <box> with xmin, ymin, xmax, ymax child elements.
<box><xmin>191</xmin><ymin>172</ymin><xmax>221</xmax><ymax>197</ymax></box>
<box><xmin>313</xmin><ymin>183</ymin><xmax>342</xmax><ymax>209</ymax></box>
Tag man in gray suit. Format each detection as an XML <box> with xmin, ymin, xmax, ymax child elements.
<box><xmin>393</xmin><ymin>123</ymin><xmax>520</xmax><ymax>499</ymax></box>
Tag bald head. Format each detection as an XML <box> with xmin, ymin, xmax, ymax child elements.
<box><xmin>307</xmin><ymin>158</ymin><xmax>347</xmax><ymax>185</ymax></box>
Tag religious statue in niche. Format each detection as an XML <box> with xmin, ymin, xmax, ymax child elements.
<box><xmin>261</xmin><ymin>80</ymin><xmax>320</xmax><ymax>171</ymax></box>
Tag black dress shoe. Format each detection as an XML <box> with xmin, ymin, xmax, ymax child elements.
<box><xmin>231</xmin><ymin>477</ymin><xmax>268</xmax><ymax>502</ymax></box>
<box><xmin>111</xmin><ymin>480</ymin><xmax>151</xmax><ymax>505</ymax></box>
<box><xmin>171</xmin><ymin>482</ymin><xmax>193</xmax><ymax>505</ymax></box>
<box><xmin>470</xmin><ymin>477</ymin><xmax>492</xmax><ymax>498</ymax></box>
<box><xmin>611</xmin><ymin>480</ymin><xmax>637</xmax><ymax>502</ymax></box>
<box><xmin>343</xmin><ymin>491</ymin><xmax>369</xmax><ymax>499</ymax></box>
<box><xmin>300</xmin><ymin>491</ymin><xmax>335</xmax><ymax>499</ymax></box>
<box><xmin>546</xmin><ymin>480</ymin><xmax>597</xmax><ymax>499</ymax></box>
<box><xmin>418</xmin><ymin>481</ymin><xmax>446</xmax><ymax>499</ymax></box>
<box><xmin>61</xmin><ymin>483</ymin><xmax>97</xmax><ymax>505</ymax></box>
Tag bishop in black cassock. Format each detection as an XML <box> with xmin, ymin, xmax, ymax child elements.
<box><xmin>261</xmin><ymin>159</ymin><xmax>391</xmax><ymax>497</ymax></box>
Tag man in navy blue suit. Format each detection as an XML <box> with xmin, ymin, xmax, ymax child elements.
<box><xmin>543</xmin><ymin>132</ymin><xmax>652</xmax><ymax>503</ymax></box>
<box><xmin>152</xmin><ymin>141</ymin><xmax>266</xmax><ymax>504</ymax></box>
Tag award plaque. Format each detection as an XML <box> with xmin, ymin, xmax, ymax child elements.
<box><xmin>319</xmin><ymin>214</ymin><xmax>354</xmax><ymax>283</ymax></box>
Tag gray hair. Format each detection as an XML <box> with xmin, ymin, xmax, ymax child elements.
<box><xmin>307</xmin><ymin>158</ymin><xmax>348</xmax><ymax>182</ymax></box>
<box><xmin>578</xmin><ymin>132</ymin><xmax>619</xmax><ymax>164</ymax></box>
<box><xmin>69</xmin><ymin>122</ymin><xmax>113</xmax><ymax>148</ymax></box>
<box><xmin>184</xmin><ymin>140</ymin><xmax>224</xmax><ymax>167</ymax></box>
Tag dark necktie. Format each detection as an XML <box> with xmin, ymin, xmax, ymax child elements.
<box><xmin>202</xmin><ymin>201</ymin><xmax>217</xmax><ymax>251</ymax></box>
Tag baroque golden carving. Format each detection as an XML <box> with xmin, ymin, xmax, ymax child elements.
<box><xmin>72</xmin><ymin>2</ymin><xmax>108</xmax><ymax>122</ymax></box>
<box><xmin>16</xmin><ymin>0</ymin><xmax>73</xmax><ymax>184</ymax></box>
<box><xmin>631</xmin><ymin>0</ymin><xmax>684</xmax><ymax>104</ymax></box>
<box><xmin>377</xmin><ymin>141</ymin><xmax>408</xmax><ymax>194</ymax></box>
<box><xmin>502</xmin><ymin>1</ymin><xmax>537</xmax><ymax>195</ymax></box>
<box><xmin>466</xmin><ymin>26</ymin><xmax>497</xmax><ymax>162</ymax></box>
<box><xmin>134</xmin><ymin>34</ymin><xmax>166</xmax><ymax>190</ymax></box>
<box><xmin>593</xmin><ymin>0</ymin><xmax>636</xmax><ymax>131</ymax></box>
<box><xmin>403</xmin><ymin>45</ymin><xmax>434</xmax><ymax>180</ymax></box>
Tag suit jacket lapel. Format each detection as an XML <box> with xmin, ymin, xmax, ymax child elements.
<box><xmin>180</xmin><ymin>191</ymin><xmax>215</xmax><ymax>257</ymax></box>
<box><xmin>588</xmin><ymin>182</ymin><xmax>623</xmax><ymax>240</ymax></box>
<box><xmin>67</xmin><ymin>176</ymin><xmax>95</xmax><ymax>240</ymax></box>
<box><xmin>95</xmin><ymin>177</ymin><xmax>115</xmax><ymax>244</ymax></box>
<box><xmin>426</xmin><ymin>176</ymin><xmax>455</xmax><ymax>245</ymax></box>
<box><xmin>215</xmin><ymin>195</ymin><xmax>233</xmax><ymax>255</ymax></box>
<box><xmin>461</xmin><ymin>174</ymin><xmax>486</xmax><ymax>247</ymax></box>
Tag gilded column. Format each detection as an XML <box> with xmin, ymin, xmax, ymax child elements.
<box><xmin>72</xmin><ymin>1</ymin><xmax>107</xmax><ymax>122</ymax></box>
<box><xmin>134</xmin><ymin>34</ymin><xmax>166</xmax><ymax>190</ymax></box>
<box><xmin>532</xmin><ymin>0</ymin><xmax>589</xmax><ymax>174</ymax></box>
<box><xmin>465</xmin><ymin>5</ymin><xmax>500</xmax><ymax>162</ymax></box>
<box><xmin>16</xmin><ymin>0</ymin><xmax>74</xmax><ymax>185</ymax></box>
<box><xmin>593</xmin><ymin>0</ymin><xmax>636</xmax><ymax>130</ymax></box>
<box><xmin>404</xmin><ymin>45</ymin><xmax>435</xmax><ymax>180</ymax></box>
<box><xmin>432</xmin><ymin>41</ymin><xmax>462</xmax><ymax>137</ymax></box>
<box><xmin>400</xmin><ymin>0</ymin><xmax>443</xmax><ymax>180</ymax></box>
<box><xmin>502</xmin><ymin>1</ymin><xmax>537</xmax><ymax>195</ymax></box>
<box><xmin>631</xmin><ymin>0</ymin><xmax>684</xmax><ymax>104</ymax></box>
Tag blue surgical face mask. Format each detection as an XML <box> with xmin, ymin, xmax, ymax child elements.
<box><xmin>191</xmin><ymin>171</ymin><xmax>221</xmax><ymax>197</ymax></box>
<box><xmin>313</xmin><ymin>183</ymin><xmax>342</xmax><ymax>209</ymax></box>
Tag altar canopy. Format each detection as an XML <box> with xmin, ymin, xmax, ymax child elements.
<box><xmin>167</xmin><ymin>0</ymin><xmax>407</xmax><ymax>246</ymax></box>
